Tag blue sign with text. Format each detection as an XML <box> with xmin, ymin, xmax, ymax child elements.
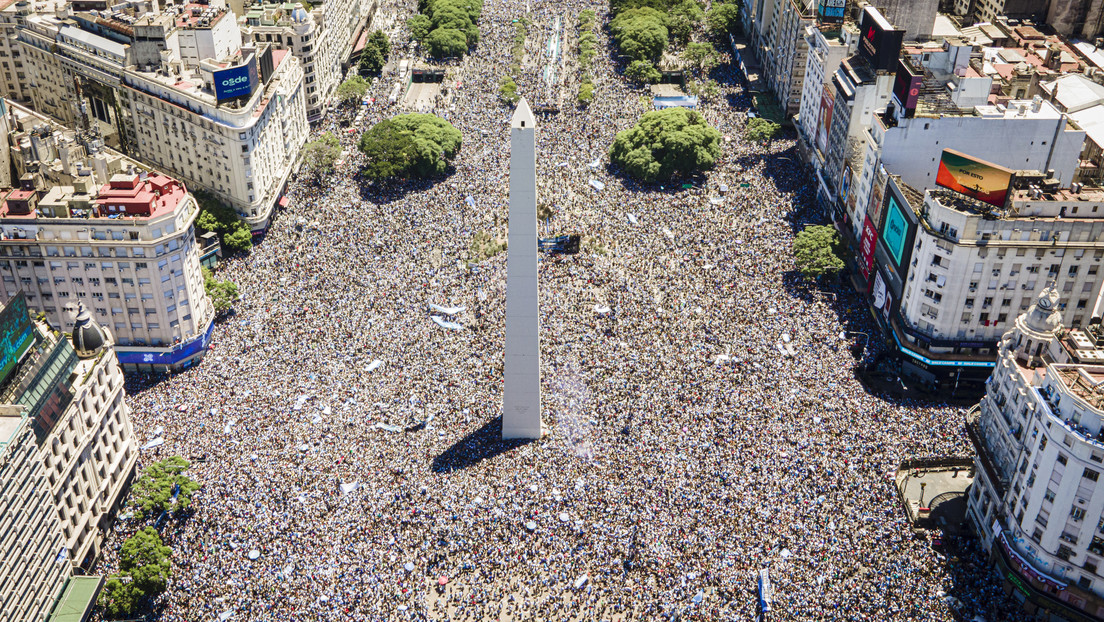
<box><xmin>213</xmin><ymin>60</ymin><xmax>256</xmax><ymax>102</ymax></box>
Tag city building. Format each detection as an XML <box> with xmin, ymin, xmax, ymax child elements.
<box><xmin>850</xmin><ymin>94</ymin><xmax>1084</xmax><ymax>242</ymax></box>
<box><xmin>864</xmin><ymin>0</ymin><xmax>939</xmax><ymax>42</ymax></box>
<box><xmin>967</xmin><ymin>284</ymin><xmax>1104</xmax><ymax>620</ymax></box>
<box><xmin>762</xmin><ymin>0</ymin><xmax>816</xmax><ymax>117</ymax></box>
<box><xmin>873</xmin><ymin>175</ymin><xmax>1104</xmax><ymax>389</ymax></box>
<box><xmin>0</xmin><ymin>98</ymin><xmax>216</xmax><ymax>372</ymax></box>
<box><xmin>0</xmin><ymin>290</ymin><xmax>136</xmax><ymax>621</ymax></box>
<box><xmin>957</xmin><ymin>0</ymin><xmax>1044</xmax><ymax>24</ymax></box>
<box><xmin>13</xmin><ymin>4</ymin><xmax>307</xmax><ymax>231</ymax></box>
<box><xmin>0</xmin><ymin>409</ymin><xmax>70</xmax><ymax>622</ymax></box>
<box><xmin>1048</xmin><ymin>0</ymin><xmax>1104</xmax><ymax>40</ymax></box>
<box><xmin>795</xmin><ymin>21</ymin><xmax>857</xmax><ymax>166</ymax></box>
<box><xmin>240</xmin><ymin>0</ymin><xmax>372</xmax><ymax>121</ymax></box>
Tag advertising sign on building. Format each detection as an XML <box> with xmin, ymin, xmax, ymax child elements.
<box><xmin>867</xmin><ymin>164</ymin><xmax>888</xmax><ymax>226</ymax></box>
<box><xmin>213</xmin><ymin>54</ymin><xmax>259</xmax><ymax>103</ymax></box>
<box><xmin>857</xmin><ymin>7</ymin><xmax>905</xmax><ymax>72</ymax></box>
<box><xmin>935</xmin><ymin>149</ymin><xmax>1015</xmax><ymax>208</ymax></box>
<box><xmin>872</xmin><ymin>271</ymin><xmax>893</xmax><ymax>324</ymax></box>
<box><xmin>891</xmin><ymin>59</ymin><xmax>923</xmax><ymax>117</ymax></box>
<box><xmin>0</xmin><ymin>291</ymin><xmax>37</xmax><ymax>386</ymax></box>
<box><xmin>860</xmin><ymin>215</ymin><xmax>877</xmax><ymax>280</ymax></box>
<box><xmin>878</xmin><ymin>177</ymin><xmax>917</xmax><ymax>273</ymax></box>
<box><xmin>841</xmin><ymin>163</ymin><xmax>852</xmax><ymax>203</ymax></box>
<box><xmin>816</xmin><ymin>86</ymin><xmax>834</xmax><ymax>154</ymax></box>
<box><xmin>819</xmin><ymin>0</ymin><xmax>846</xmax><ymax>23</ymax></box>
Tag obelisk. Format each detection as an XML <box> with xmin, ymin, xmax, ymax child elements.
<box><xmin>502</xmin><ymin>97</ymin><xmax>542</xmax><ymax>440</ymax></box>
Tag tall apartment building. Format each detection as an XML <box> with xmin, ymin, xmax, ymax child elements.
<box><xmin>241</xmin><ymin>0</ymin><xmax>370</xmax><ymax>121</ymax></box>
<box><xmin>851</xmin><ymin>95</ymin><xmax>1084</xmax><ymax>243</ymax></box>
<box><xmin>795</xmin><ymin>22</ymin><xmax>857</xmax><ymax>166</ymax></box>
<box><xmin>11</xmin><ymin>5</ymin><xmax>307</xmax><ymax>232</ymax></box>
<box><xmin>762</xmin><ymin>0</ymin><xmax>816</xmax><ymax>116</ymax></box>
<box><xmin>0</xmin><ymin>289</ymin><xmax>133</xmax><ymax>621</ymax></box>
<box><xmin>1048</xmin><ymin>0</ymin><xmax>1104</xmax><ymax>40</ymax></box>
<box><xmin>0</xmin><ymin>98</ymin><xmax>215</xmax><ymax>372</ymax></box>
<box><xmin>967</xmin><ymin>285</ymin><xmax>1104</xmax><ymax>619</ymax></box>
<box><xmin>0</xmin><ymin>410</ymin><xmax>70</xmax><ymax>622</ymax></box>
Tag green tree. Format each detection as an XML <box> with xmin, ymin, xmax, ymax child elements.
<box><xmin>335</xmin><ymin>75</ymin><xmax>369</xmax><ymax>105</ymax></box>
<box><xmin>499</xmin><ymin>76</ymin><xmax>520</xmax><ymax>104</ymax></box>
<box><xmin>120</xmin><ymin>527</ymin><xmax>173</xmax><ymax>592</ymax></box>
<box><xmin>408</xmin><ymin>14</ymin><xmax>431</xmax><ymax>41</ymax></box>
<box><xmin>99</xmin><ymin>576</ymin><xmax>141</xmax><ymax>619</ymax></box>
<box><xmin>744</xmin><ymin>116</ymin><xmax>781</xmax><ymax>142</ymax></box>
<box><xmin>194</xmin><ymin>192</ymin><xmax>252</xmax><ymax>254</ymax></box>
<box><xmin>358</xmin><ymin>119</ymin><xmax>418</xmax><ymax>179</ymax></box>
<box><xmin>609</xmin><ymin>107</ymin><xmax>722</xmax><ymax>182</ymax></box>
<box><xmin>682</xmin><ymin>42</ymin><xmax>718</xmax><ymax>73</ymax></box>
<box><xmin>707</xmin><ymin>2</ymin><xmax>741</xmax><ymax>37</ymax></box>
<box><xmin>610</xmin><ymin>7</ymin><xmax>668</xmax><ymax>61</ymax></box>
<box><xmin>203</xmin><ymin>267</ymin><xmax>240</xmax><ymax>316</ymax></box>
<box><xmin>358</xmin><ymin>113</ymin><xmax>462</xmax><ymax>180</ymax></box>
<box><xmin>577</xmin><ymin>81</ymin><xmax>595</xmax><ymax>104</ymax></box>
<box><xmin>425</xmin><ymin>27</ymin><xmax>468</xmax><ymax>57</ymax></box>
<box><xmin>301</xmin><ymin>131</ymin><xmax>342</xmax><ymax>177</ymax></box>
<box><xmin>359</xmin><ymin>44</ymin><xmax>385</xmax><ymax>75</ymax></box>
<box><xmin>131</xmin><ymin>456</ymin><xmax>201</xmax><ymax>517</ymax></box>
<box><xmin>793</xmin><ymin>225</ymin><xmax>845</xmax><ymax>280</ymax></box>
<box><xmin>369</xmin><ymin>29</ymin><xmax>391</xmax><ymax>59</ymax></box>
<box><xmin>625</xmin><ymin>59</ymin><xmax>661</xmax><ymax>84</ymax></box>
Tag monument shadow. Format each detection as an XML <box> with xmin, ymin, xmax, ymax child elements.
<box><xmin>432</xmin><ymin>416</ymin><xmax>534</xmax><ymax>474</ymax></box>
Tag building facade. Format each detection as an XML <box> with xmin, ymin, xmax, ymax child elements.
<box><xmin>13</xmin><ymin>6</ymin><xmax>307</xmax><ymax>231</ymax></box>
<box><xmin>762</xmin><ymin>0</ymin><xmax>815</xmax><ymax>117</ymax></box>
<box><xmin>795</xmin><ymin>22</ymin><xmax>857</xmax><ymax>166</ymax></box>
<box><xmin>0</xmin><ymin>98</ymin><xmax>216</xmax><ymax>372</ymax></box>
<box><xmin>967</xmin><ymin>285</ymin><xmax>1104</xmax><ymax>620</ymax></box>
<box><xmin>241</xmin><ymin>0</ymin><xmax>371</xmax><ymax>121</ymax></box>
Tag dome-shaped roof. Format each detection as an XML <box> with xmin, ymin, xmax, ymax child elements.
<box><xmin>1023</xmin><ymin>282</ymin><xmax>1063</xmax><ymax>335</ymax></box>
<box><xmin>72</xmin><ymin>301</ymin><xmax>105</xmax><ymax>359</ymax></box>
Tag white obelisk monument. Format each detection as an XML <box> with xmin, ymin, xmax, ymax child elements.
<box><xmin>502</xmin><ymin>97</ymin><xmax>543</xmax><ymax>440</ymax></box>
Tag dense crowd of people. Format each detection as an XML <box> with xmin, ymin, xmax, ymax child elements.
<box><xmin>97</xmin><ymin>0</ymin><xmax>1032</xmax><ymax>620</ymax></box>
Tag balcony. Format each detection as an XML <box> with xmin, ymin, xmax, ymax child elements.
<box><xmin>966</xmin><ymin>405</ymin><xmax>1007</xmax><ymax>498</ymax></box>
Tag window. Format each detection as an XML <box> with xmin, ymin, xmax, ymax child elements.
<box><xmin>1045</xmin><ymin>488</ymin><xmax>1056</xmax><ymax>503</ymax></box>
<box><xmin>1058</xmin><ymin>544</ymin><xmax>1074</xmax><ymax>561</ymax></box>
<box><xmin>1085</xmin><ymin>468</ymin><xmax>1099</xmax><ymax>482</ymax></box>
<box><xmin>1073</xmin><ymin>507</ymin><xmax>1087</xmax><ymax>521</ymax></box>
<box><xmin>1079</xmin><ymin>577</ymin><xmax>1092</xmax><ymax>590</ymax></box>
<box><xmin>1059</xmin><ymin>454</ymin><xmax>1069</xmax><ymax>465</ymax></box>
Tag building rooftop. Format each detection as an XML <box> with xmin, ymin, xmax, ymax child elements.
<box><xmin>0</xmin><ymin>412</ymin><xmax>24</xmax><ymax>447</ymax></box>
<box><xmin>174</xmin><ymin>3</ymin><xmax>229</xmax><ymax>29</ymax></box>
<box><xmin>1057</xmin><ymin>365</ymin><xmax>1104</xmax><ymax>411</ymax></box>
<box><xmin>46</xmin><ymin>576</ymin><xmax>102</xmax><ymax>622</ymax></box>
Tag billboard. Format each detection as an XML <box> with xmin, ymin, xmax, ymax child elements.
<box><xmin>935</xmin><ymin>149</ymin><xmax>1015</xmax><ymax>208</ymax></box>
<box><xmin>892</xmin><ymin>59</ymin><xmax>922</xmax><ymax>117</ymax></box>
<box><xmin>858</xmin><ymin>7</ymin><xmax>904</xmax><ymax>72</ymax></box>
<box><xmin>867</xmin><ymin>164</ymin><xmax>887</xmax><ymax>226</ymax></box>
<box><xmin>841</xmin><ymin>163</ymin><xmax>852</xmax><ymax>203</ymax></box>
<box><xmin>213</xmin><ymin>54</ymin><xmax>259</xmax><ymax>103</ymax></box>
<box><xmin>0</xmin><ymin>292</ymin><xmax>37</xmax><ymax>387</ymax></box>
<box><xmin>819</xmin><ymin>0</ymin><xmax>846</xmax><ymax>23</ymax></box>
<box><xmin>816</xmin><ymin>86</ymin><xmax>834</xmax><ymax>154</ymax></box>
<box><xmin>860</xmin><ymin>215</ymin><xmax>877</xmax><ymax>280</ymax></box>
<box><xmin>872</xmin><ymin>271</ymin><xmax>893</xmax><ymax>325</ymax></box>
<box><xmin>882</xmin><ymin>193</ymin><xmax>911</xmax><ymax>266</ymax></box>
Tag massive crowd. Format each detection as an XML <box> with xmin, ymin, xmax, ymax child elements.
<box><xmin>99</xmin><ymin>0</ymin><xmax>1029</xmax><ymax>620</ymax></box>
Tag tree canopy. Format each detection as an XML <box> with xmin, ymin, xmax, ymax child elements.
<box><xmin>99</xmin><ymin>527</ymin><xmax>173</xmax><ymax>619</ymax></box>
<box><xmin>425</xmin><ymin>27</ymin><xmax>468</xmax><ymax>57</ymax></box>
<box><xmin>624</xmin><ymin>59</ymin><xmax>661</xmax><ymax>84</ymax></box>
<box><xmin>609</xmin><ymin>108</ymin><xmax>722</xmax><ymax>182</ymax></box>
<box><xmin>358</xmin><ymin>31</ymin><xmax>390</xmax><ymax>75</ymax></box>
<box><xmin>194</xmin><ymin>191</ymin><xmax>252</xmax><ymax>254</ymax></box>
<box><xmin>419</xmin><ymin>0</ymin><xmax>482</xmax><ymax>55</ymax></box>
<box><xmin>203</xmin><ymin>267</ymin><xmax>239</xmax><ymax>316</ymax></box>
<box><xmin>301</xmin><ymin>131</ymin><xmax>341</xmax><ymax>178</ymax></box>
<box><xmin>408</xmin><ymin>14</ymin><xmax>431</xmax><ymax>41</ymax></box>
<box><xmin>609</xmin><ymin>7</ymin><xmax>669</xmax><ymax>61</ymax></box>
<box><xmin>499</xmin><ymin>76</ymin><xmax>520</xmax><ymax>104</ymax></box>
<box><xmin>335</xmin><ymin>75</ymin><xmax>369</xmax><ymax>105</ymax></box>
<box><xmin>130</xmin><ymin>456</ymin><xmax>201</xmax><ymax>517</ymax></box>
<box><xmin>358</xmin><ymin>114</ymin><xmax>462</xmax><ymax>180</ymax></box>
<box><xmin>793</xmin><ymin>225</ymin><xmax>845</xmax><ymax>280</ymax></box>
<box><xmin>707</xmin><ymin>2</ymin><xmax>741</xmax><ymax>37</ymax></box>
<box><xmin>744</xmin><ymin>116</ymin><xmax>781</xmax><ymax>142</ymax></box>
